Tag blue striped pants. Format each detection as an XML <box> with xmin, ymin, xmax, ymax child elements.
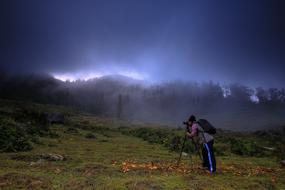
<box><xmin>202</xmin><ymin>140</ymin><xmax>216</xmax><ymax>173</ymax></box>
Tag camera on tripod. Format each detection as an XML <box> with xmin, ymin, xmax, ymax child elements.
<box><xmin>183</xmin><ymin>121</ymin><xmax>188</xmax><ymax>125</ymax></box>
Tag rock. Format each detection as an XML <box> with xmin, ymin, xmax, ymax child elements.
<box><xmin>182</xmin><ymin>152</ymin><xmax>188</xmax><ymax>157</ymax></box>
<box><xmin>42</xmin><ymin>112</ymin><xmax>65</xmax><ymax>124</ymax></box>
<box><xmin>29</xmin><ymin>154</ymin><xmax>66</xmax><ymax>166</ymax></box>
<box><xmin>280</xmin><ymin>160</ymin><xmax>285</xmax><ymax>167</ymax></box>
<box><xmin>40</xmin><ymin>153</ymin><xmax>65</xmax><ymax>161</ymax></box>
<box><xmin>55</xmin><ymin>168</ymin><xmax>62</xmax><ymax>174</ymax></box>
<box><xmin>261</xmin><ymin>146</ymin><xmax>275</xmax><ymax>151</ymax></box>
<box><xmin>30</xmin><ymin>159</ymin><xmax>45</xmax><ymax>166</ymax></box>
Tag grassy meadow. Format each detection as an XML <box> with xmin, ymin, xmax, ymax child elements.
<box><xmin>0</xmin><ymin>100</ymin><xmax>284</xmax><ymax>189</ymax></box>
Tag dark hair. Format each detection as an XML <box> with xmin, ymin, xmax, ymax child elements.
<box><xmin>188</xmin><ymin>115</ymin><xmax>196</xmax><ymax>122</ymax></box>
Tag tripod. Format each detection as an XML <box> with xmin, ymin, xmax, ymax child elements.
<box><xmin>177</xmin><ymin>126</ymin><xmax>202</xmax><ymax>166</ymax></box>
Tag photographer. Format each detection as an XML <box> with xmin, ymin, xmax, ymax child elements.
<box><xmin>185</xmin><ymin>115</ymin><xmax>216</xmax><ymax>173</ymax></box>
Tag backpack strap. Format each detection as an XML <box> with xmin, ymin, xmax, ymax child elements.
<box><xmin>195</xmin><ymin>122</ymin><xmax>207</xmax><ymax>143</ymax></box>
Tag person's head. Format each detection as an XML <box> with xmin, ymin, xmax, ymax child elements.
<box><xmin>187</xmin><ymin>115</ymin><xmax>196</xmax><ymax>126</ymax></box>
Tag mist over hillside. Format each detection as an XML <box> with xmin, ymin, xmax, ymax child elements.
<box><xmin>0</xmin><ymin>73</ymin><xmax>284</xmax><ymax>131</ymax></box>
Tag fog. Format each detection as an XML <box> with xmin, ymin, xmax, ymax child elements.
<box><xmin>0</xmin><ymin>73</ymin><xmax>284</xmax><ymax>131</ymax></box>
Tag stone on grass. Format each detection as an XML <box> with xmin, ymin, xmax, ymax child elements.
<box><xmin>40</xmin><ymin>153</ymin><xmax>65</xmax><ymax>161</ymax></box>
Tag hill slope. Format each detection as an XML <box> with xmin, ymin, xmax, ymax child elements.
<box><xmin>0</xmin><ymin>100</ymin><xmax>284</xmax><ymax>189</ymax></box>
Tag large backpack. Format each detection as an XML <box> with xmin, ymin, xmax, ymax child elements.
<box><xmin>197</xmin><ymin>119</ymin><xmax>216</xmax><ymax>135</ymax></box>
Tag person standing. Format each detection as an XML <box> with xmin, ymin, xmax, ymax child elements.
<box><xmin>186</xmin><ymin>115</ymin><xmax>216</xmax><ymax>173</ymax></box>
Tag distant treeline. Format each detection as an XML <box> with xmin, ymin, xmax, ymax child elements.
<box><xmin>0</xmin><ymin>73</ymin><xmax>284</xmax><ymax>130</ymax></box>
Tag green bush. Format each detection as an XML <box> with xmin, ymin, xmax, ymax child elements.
<box><xmin>169</xmin><ymin>135</ymin><xmax>181</xmax><ymax>151</ymax></box>
<box><xmin>0</xmin><ymin>125</ymin><xmax>33</xmax><ymax>152</ymax></box>
<box><xmin>119</xmin><ymin>126</ymin><xmax>278</xmax><ymax>158</ymax></box>
<box><xmin>47</xmin><ymin>131</ymin><xmax>60</xmax><ymax>138</ymax></box>
<box><xmin>214</xmin><ymin>143</ymin><xmax>230</xmax><ymax>156</ymax></box>
<box><xmin>229</xmin><ymin>138</ymin><xmax>263</xmax><ymax>156</ymax></box>
<box><xmin>65</xmin><ymin>127</ymin><xmax>79</xmax><ymax>134</ymax></box>
<box><xmin>131</xmin><ymin>127</ymin><xmax>168</xmax><ymax>144</ymax></box>
<box><xmin>85</xmin><ymin>133</ymin><xmax>96</xmax><ymax>139</ymax></box>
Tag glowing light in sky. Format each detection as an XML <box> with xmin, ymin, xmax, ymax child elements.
<box><xmin>52</xmin><ymin>70</ymin><xmax>147</xmax><ymax>82</ymax></box>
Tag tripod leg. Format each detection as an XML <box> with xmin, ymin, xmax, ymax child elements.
<box><xmin>177</xmin><ymin>135</ymin><xmax>187</xmax><ymax>166</ymax></box>
<box><xmin>192</xmin><ymin>139</ymin><xmax>202</xmax><ymax>161</ymax></box>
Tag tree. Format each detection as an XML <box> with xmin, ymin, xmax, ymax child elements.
<box><xmin>228</xmin><ymin>84</ymin><xmax>253</xmax><ymax>102</ymax></box>
<box><xmin>117</xmin><ymin>94</ymin><xmax>123</xmax><ymax>119</ymax></box>
<box><xmin>256</xmin><ymin>87</ymin><xmax>268</xmax><ymax>103</ymax></box>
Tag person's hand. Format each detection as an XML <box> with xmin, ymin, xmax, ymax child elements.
<box><xmin>186</xmin><ymin>132</ymin><xmax>191</xmax><ymax>138</ymax></box>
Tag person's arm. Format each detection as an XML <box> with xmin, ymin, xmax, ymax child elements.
<box><xmin>186</xmin><ymin>124</ymin><xmax>198</xmax><ymax>138</ymax></box>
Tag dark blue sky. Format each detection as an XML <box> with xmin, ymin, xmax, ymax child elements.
<box><xmin>1</xmin><ymin>0</ymin><xmax>285</xmax><ymax>87</ymax></box>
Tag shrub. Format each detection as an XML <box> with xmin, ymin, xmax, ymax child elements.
<box><xmin>65</xmin><ymin>127</ymin><xmax>79</xmax><ymax>134</ymax></box>
<box><xmin>229</xmin><ymin>138</ymin><xmax>263</xmax><ymax>156</ymax></box>
<box><xmin>0</xmin><ymin>125</ymin><xmax>33</xmax><ymax>152</ymax></box>
<box><xmin>169</xmin><ymin>135</ymin><xmax>181</xmax><ymax>151</ymax></box>
<box><xmin>85</xmin><ymin>133</ymin><xmax>96</xmax><ymax>139</ymax></box>
<box><xmin>214</xmin><ymin>143</ymin><xmax>230</xmax><ymax>156</ymax></box>
<box><xmin>47</xmin><ymin>131</ymin><xmax>60</xmax><ymax>138</ymax></box>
